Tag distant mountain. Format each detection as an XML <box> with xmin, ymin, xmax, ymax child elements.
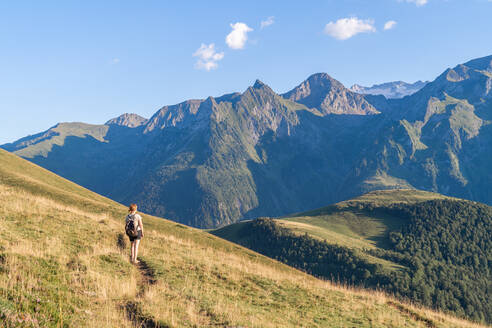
<box><xmin>350</xmin><ymin>80</ymin><xmax>428</xmax><ymax>99</ymax></box>
<box><xmin>3</xmin><ymin>55</ymin><xmax>492</xmax><ymax>228</ymax></box>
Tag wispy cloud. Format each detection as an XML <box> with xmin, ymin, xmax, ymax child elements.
<box><xmin>324</xmin><ymin>17</ymin><xmax>376</xmax><ymax>40</ymax></box>
<box><xmin>384</xmin><ymin>20</ymin><xmax>397</xmax><ymax>30</ymax></box>
<box><xmin>110</xmin><ymin>58</ymin><xmax>120</xmax><ymax>64</ymax></box>
<box><xmin>402</xmin><ymin>0</ymin><xmax>428</xmax><ymax>6</ymax></box>
<box><xmin>226</xmin><ymin>22</ymin><xmax>253</xmax><ymax>49</ymax></box>
<box><xmin>260</xmin><ymin>16</ymin><xmax>275</xmax><ymax>29</ymax></box>
<box><xmin>193</xmin><ymin>43</ymin><xmax>224</xmax><ymax>71</ymax></box>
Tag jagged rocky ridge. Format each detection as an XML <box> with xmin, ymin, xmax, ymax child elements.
<box><xmin>3</xmin><ymin>55</ymin><xmax>492</xmax><ymax>228</ymax></box>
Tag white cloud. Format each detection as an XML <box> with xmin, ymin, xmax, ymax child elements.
<box><xmin>402</xmin><ymin>0</ymin><xmax>428</xmax><ymax>6</ymax></box>
<box><xmin>260</xmin><ymin>16</ymin><xmax>275</xmax><ymax>29</ymax></box>
<box><xmin>324</xmin><ymin>17</ymin><xmax>376</xmax><ymax>40</ymax></box>
<box><xmin>193</xmin><ymin>43</ymin><xmax>224</xmax><ymax>71</ymax></box>
<box><xmin>384</xmin><ymin>20</ymin><xmax>397</xmax><ymax>30</ymax></box>
<box><xmin>111</xmin><ymin>58</ymin><xmax>120</xmax><ymax>64</ymax></box>
<box><xmin>226</xmin><ymin>22</ymin><xmax>253</xmax><ymax>49</ymax></box>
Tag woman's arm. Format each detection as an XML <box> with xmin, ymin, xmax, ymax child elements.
<box><xmin>138</xmin><ymin>216</ymin><xmax>144</xmax><ymax>237</ymax></box>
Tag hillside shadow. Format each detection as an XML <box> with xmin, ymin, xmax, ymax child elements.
<box><xmin>360</xmin><ymin>208</ymin><xmax>409</xmax><ymax>249</ymax></box>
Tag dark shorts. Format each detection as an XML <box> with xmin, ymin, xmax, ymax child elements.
<box><xmin>128</xmin><ymin>230</ymin><xmax>142</xmax><ymax>242</ymax></box>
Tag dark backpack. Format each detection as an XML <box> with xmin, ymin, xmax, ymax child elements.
<box><xmin>125</xmin><ymin>214</ymin><xmax>139</xmax><ymax>238</ymax></box>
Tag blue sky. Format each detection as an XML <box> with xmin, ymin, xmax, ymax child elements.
<box><xmin>1</xmin><ymin>0</ymin><xmax>491</xmax><ymax>144</ymax></box>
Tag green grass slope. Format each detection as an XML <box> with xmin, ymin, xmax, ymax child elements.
<box><xmin>214</xmin><ymin>190</ymin><xmax>449</xmax><ymax>254</ymax></box>
<box><xmin>279</xmin><ymin>190</ymin><xmax>451</xmax><ymax>251</ymax></box>
<box><xmin>0</xmin><ymin>150</ymin><xmax>486</xmax><ymax>327</ymax></box>
<box><xmin>213</xmin><ymin>189</ymin><xmax>491</xmax><ymax>324</ymax></box>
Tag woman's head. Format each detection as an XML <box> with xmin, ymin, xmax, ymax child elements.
<box><xmin>129</xmin><ymin>203</ymin><xmax>138</xmax><ymax>213</ymax></box>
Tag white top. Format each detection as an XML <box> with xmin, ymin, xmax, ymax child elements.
<box><xmin>135</xmin><ymin>214</ymin><xmax>142</xmax><ymax>231</ymax></box>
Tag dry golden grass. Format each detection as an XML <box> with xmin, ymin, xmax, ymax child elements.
<box><xmin>0</xmin><ymin>185</ymin><xmax>136</xmax><ymax>328</ymax></box>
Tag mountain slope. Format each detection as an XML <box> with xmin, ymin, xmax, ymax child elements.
<box><xmin>1</xmin><ymin>150</ymin><xmax>485</xmax><ymax>327</ymax></box>
<box><xmin>213</xmin><ymin>189</ymin><xmax>492</xmax><ymax>324</ymax></box>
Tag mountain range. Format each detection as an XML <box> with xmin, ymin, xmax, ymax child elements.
<box><xmin>350</xmin><ymin>80</ymin><xmax>428</xmax><ymax>99</ymax></box>
<box><xmin>3</xmin><ymin>55</ymin><xmax>492</xmax><ymax>228</ymax></box>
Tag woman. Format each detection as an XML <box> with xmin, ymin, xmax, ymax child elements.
<box><xmin>126</xmin><ymin>203</ymin><xmax>144</xmax><ymax>264</ymax></box>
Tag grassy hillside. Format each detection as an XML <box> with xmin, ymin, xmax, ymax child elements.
<box><xmin>0</xmin><ymin>150</ymin><xmax>486</xmax><ymax>327</ymax></box>
<box><xmin>215</xmin><ymin>190</ymin><xmax>449</xmax><ymax>260</ymax></box>
<box><xmin>278</xmin><ymin>190</ymin><xmax>451</xmax><ymax>251</ymax></box>
<box><xmin>213</xmin><ymin>189</ymin><xmax>491</xmax><ymax>324</ymax></box>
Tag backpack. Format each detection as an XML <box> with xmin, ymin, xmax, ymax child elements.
<box><xmin>125</xmin><ymin>214</ymin><xmax>139</xmax><ymax>238</ymax></box>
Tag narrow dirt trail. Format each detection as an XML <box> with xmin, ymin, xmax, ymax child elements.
<box><xmin>136</xmin><ymin>259</ymin><xmax>157</xmax><ymax>296</ymax></box>
<box><xmin>117</xmin><ymin>234</ymin><xmax>166</xmax><ymax>328</ymax></box>
<box><xmin>125</xmin><ymin>259</ymin><xmax>166</xmax><ymax>327</ymax></box>
<box><xmin>124</xmin><ymin>300</ymin><xmax>163</xmax><ymax>328</ymax></box>
<box><xmin>387</xmin><ymin>301</ymin><xmax>437</xmax><ymax>328</ymax></box>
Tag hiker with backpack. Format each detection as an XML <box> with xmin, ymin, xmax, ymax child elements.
<box><xmin>125</xmin><ymin>204</ymin><xmax>144</xmax><ymax>264</ymax></box>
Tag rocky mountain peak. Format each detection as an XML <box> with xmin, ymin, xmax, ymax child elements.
<box><xmin>306</xmin><ymin>72</ymin><xmax>339</xmax><ymax>86</ymax></box>
<box><xmin>282</xmin><ymin>73</ymin><xmax>379</xmax><ymax>115</ymax></box>
<box><xmin>247</xmin><ymin>80</ymin><xmax>277</xmax><ymax>97</ymax></box>
<box><xmin>253</xmin><ymin>79</ymin><xmax>267</xmax><ymax>89</ymax></box>
<box><xmin>143</xmin><ymin>99</ymin><xmax>205</xmax><ymax>133</ymax></box>
<box><xmin>105</xmin><ymin>113</ymin><xmax>148</xmax><ymax>128</ymax></box>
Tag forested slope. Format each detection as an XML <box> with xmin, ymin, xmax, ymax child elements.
<box><xmin>213</xmin><ymin>192</ymin><xmax>492</xmax><ymax>323</ymax></box>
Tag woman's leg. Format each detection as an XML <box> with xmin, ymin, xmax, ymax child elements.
<box><xmin>134</xmin><ymin>239</ymin><xmax>141</xmax><ymax>263</ymax></box>
<box><xmin>130</xmin><ymin>241</ymin><xmax>135</xmax><ymax>263</ymax></box>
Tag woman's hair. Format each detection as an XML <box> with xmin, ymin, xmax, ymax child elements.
<box><xmin>129</xmin><ymin>204</ymin><xmax>138</xmax><ymax>213</ymax></box>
